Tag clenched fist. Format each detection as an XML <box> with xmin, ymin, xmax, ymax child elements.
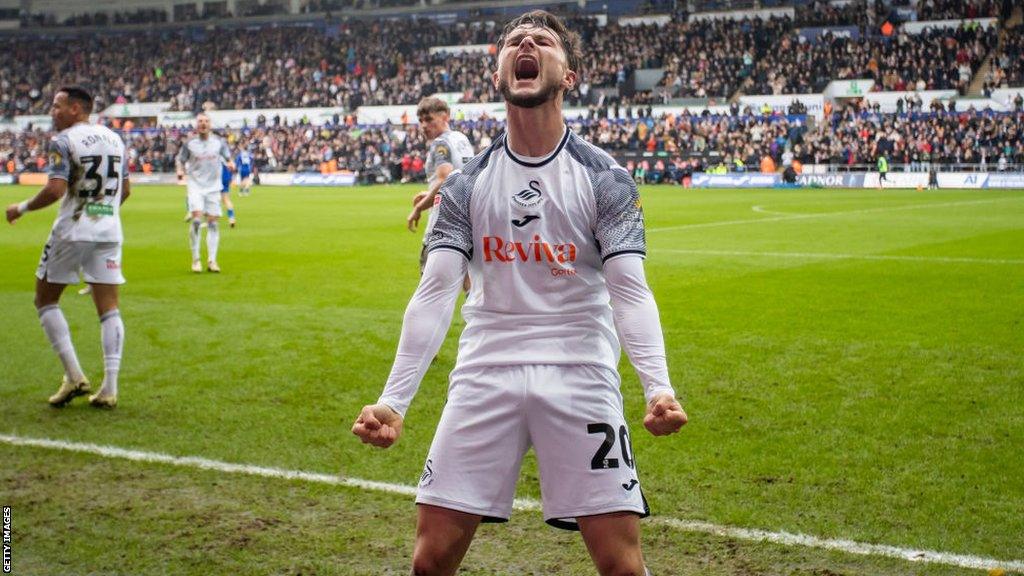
<box><xmin>643</xmin><ymin>393</ymin><xmax>687</xmax><ymax>436</ymax></box>
<box><xmin>352</xmin><ymin>403</ymin><xmax>404</xmax><ymax>448</ymax></box>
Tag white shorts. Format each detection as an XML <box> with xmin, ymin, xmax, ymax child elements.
<box><xmin>187</xmin><ymin>189</ymin><xmax>222</xmax><ymax>216</ymax></box>
<box><xmin>416</xmin><ymin>364</ymin><xmax>649</xmax><ymax>530</ymax></box>
<box><xmin>36</xmin><ymin>236</ymin><xmax>125</xmax><ymax>285</ymax></box>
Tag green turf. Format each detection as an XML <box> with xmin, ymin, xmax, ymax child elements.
<box><xmin>1</xmin><ymin>183</ymin><xmax>1021</xmax><ymax>575</ymax></box>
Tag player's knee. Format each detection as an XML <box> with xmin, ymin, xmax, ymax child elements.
<box><xmin>33</xmin><ymin>294</ymin><xmax>51</xmax><ymax>310</ymax></box>
<box><xmin>411</xmin><ymin>537</ymin><xmax>465</xmax><ymax>576</ymax></box>
<box><xmin>591</xmin><ymin>551</ymin><xmax>644</xmax><ymax>576</ymax></box>
<box><xmin>410</xmin><ymin>552</ymin><xmax>446</xmax><ymax>576</ymax></box>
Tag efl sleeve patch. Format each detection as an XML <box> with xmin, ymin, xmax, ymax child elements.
<box><xmin>431</xmin><ymin>142</ymin><xmax>452</xmax><ymax>164</ymax></box>
<box><xmin>425</xmin><ymin>171</ymin><xmax>473</xmax><ymax>259</ymax></box>
<box><xmin>47</xmin><ymin>136</ymin><xmax>72</xmax><ymax>181</ymax></box>
<box><xmin>594</xmin><ymin>167</ymin><xmax>646</xmax><ymax>261</ymax></box>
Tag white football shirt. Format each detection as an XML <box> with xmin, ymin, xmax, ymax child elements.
<box><xmin>177</xmin><ymin>134</ymin><xmax>231</xmax><ymax>195</ymax></box>
<box><xmin>426</xmin><ymin>127</ymin><xmax>646</xmax><ymax>373</ymax></box>
<box><xmin>47</xmin><ymin>122</ymin><xmax>128</xmax><ymax>243</ymax></box>
<box><xmin>423</xmin><ymin>129</ymin><xmax>475</xmax><ymax>240</ymax></box>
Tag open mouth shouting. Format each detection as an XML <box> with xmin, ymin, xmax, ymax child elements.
<box><xmin>514</xmin><ymin>55</ymin><xmax>540</xmax><ymax>81</ymax></box>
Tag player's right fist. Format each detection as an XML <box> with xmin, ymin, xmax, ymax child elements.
<box><xmin>6</xmin><ymin>204</ymin><xmax>22</xmax><ymax>224</ymax></box>
<box><xmin>352</xmin><ymin>403</ymin><xmax>404</xmax><ymax>448</ymax></box>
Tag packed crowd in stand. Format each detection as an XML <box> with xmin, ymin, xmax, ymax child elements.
<box><xmin>7</xmin><ymin>12</ymin><xmax>771</xmax><ymax>116</ymax></box>
<box><xmin>655</xmin><ymin>16</ymin><xmax>791</xmax><ymax>99</ymax></box>
<box><xmin>808</xmin><ymin>106</ymin><xmax>1024</xmax><ymax>166</ymax></box>
<box><xmin>987</xmin><ymin>25</ymin><xmax>1024</xmax><ymax>90</ymax></box>
<box><xmin>18</xmin><ymin>3</ymin><xmax>295</xmax><ymax>27</ymax></box>
<box><xmin>914</xmin><ymin>0</ymin><xmax>1003</xmax><ymax>22</ymax></box>
<box><xmin>793</xmin><ymin>0</ymin><xmax>881</xmax><ymax>30</ymax></box>
<box><xmin>0</xmin><ymin>20</ymin><xmax>505</xmax><ymax>117</ymax></box>
<box><xmin>3</xmin><ymin>105</ymin><xmax>1023</xmax><ymax>181</ymax></box>
<box><xmin>748</xmin><ymin>22</ymin><xmax>998</xmax><ymax>95</ymax></box>
<box><xmin>6</xmin><ymin>0</ymin><xmax>1020</xmax><ymax>120</ymax></box>
<box><xmin>570</xmin><ymin>106</ymin><xmax>1024</xmax><ymax>169</ymax></box>
<box><xmin>3</xmin><ymin>0</ymin><xmax>1024</xmax><ymax>181</ymax></box>
<box><xmin>0</xmin><ymin>117</ymin><xmax>506</xmax><ymax>180</ymax></box>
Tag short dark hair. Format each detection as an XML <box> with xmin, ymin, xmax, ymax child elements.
<box><xmin>417</xmin><ymin>97</ymin><xmax>449</xmax><ymax>118</ymax></box>
<box><xmin>58</xmin><ymin>86</ymin><xmax>94</xmax><ymax>113</ymax></box>
<box><xmin>496</xmin><ymin>10</ymin><xmax>583</xmax><ymax>80</ymax></box>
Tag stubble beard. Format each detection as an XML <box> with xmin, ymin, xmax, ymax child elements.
<box><xmin>499</xmin><ymin>76</ymin><xmax>562</xmax><ymax>109</ymax></box>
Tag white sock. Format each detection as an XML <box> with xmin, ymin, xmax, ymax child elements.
<box><xmin>189</xmin><ymin>219</ymin><xmax>202</xmax><ymax>261</ymax></box>
<box><xmin>99</xmin><ymin>309</ymin><xmax>124</xmax><ymax>396</ymax></box>
<box><xmin>206</xmin><ymin>220</ymin><xmax>219</xmax><ymax>263</ymax></box>
<box><xmin>38</xmin><ymin>304</ymin><xmax>86</xmax><ymax>382</ymax></box>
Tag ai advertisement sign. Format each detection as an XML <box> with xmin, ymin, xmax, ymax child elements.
<box><xmin>936</xmin><ymin>173</ymin><xmax>1024</xmax><ymax>189</ymax></box>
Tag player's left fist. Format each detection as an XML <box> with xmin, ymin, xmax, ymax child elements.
<box><xmin>6</xmin><ymin>204</ymin><xmax>22</xmax><ymax>224</ymax></box>
<box><xmin>643</xmin><ymin>393</ymin><xmax>687</xmax><ymax>436</ymax></box>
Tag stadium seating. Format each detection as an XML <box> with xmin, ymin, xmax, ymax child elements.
<box><xmin>3</xmin><ymin>107</ymin><xmax>1022</xmax><ymax>177</ymax></box>
<box><xmin>2</xmin><ymin>1</ymin><xmax>1023</xmax><ymax>176</ymax></box>
<box><xmin>748</xmin><ymin>23</ymin><xmax>999</xmax><ymax>95</ymax></box>
<box><xmin>989</xmin><ymin>25</ymin><xmax>1024</xmax><ymax>88</ymax></box>
<box><xmin>1</xmin><ymin>4</ymin><xmax>1020</xmax><ymax>118</ymax></box>
<box><xmin>915</xmin><ymin>0</ymin><xmax>1002</xmax><ymax>22</ymax></box>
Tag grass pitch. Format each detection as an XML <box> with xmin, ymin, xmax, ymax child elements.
<box><xmin>1</xmin><ymin>183</ymin><xmax>1022</xmax><ymax>575</ymax></box>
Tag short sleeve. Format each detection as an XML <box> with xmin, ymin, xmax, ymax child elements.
<box><xmin>429</xmin><ymin>139</ymin><xmax>453</xmax><ymax>167</ymax></box>
<box><xmin>47</xmin><ymin>135</ymin><xmax>72</xmax><ymax>181</ymax></box>
<box><xmin>425</xmin><ymin>170</ymin><xmax>473</xmax><ymax>260</ymax></box>
<box><xmin>593</xmin><ymin>166</ymin><xmax>646</xmax><ymax>262</ymax></box>
<box><xmin>220</xmin><ymin>139</ymin><xmax>231</xmax><ymax>161</ymax></box>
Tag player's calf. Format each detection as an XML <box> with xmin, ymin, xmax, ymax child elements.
<box><xmin>90</xmin><ymin>304</ymin><xmax>123</xmax><ymax>406</ymax></box>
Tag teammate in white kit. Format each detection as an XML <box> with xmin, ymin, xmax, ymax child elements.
<box><xmin>176</xmin><ymin>113</ymin><xmax>235</xmax><ymax>273</ymax></box>
<box><xmin>406</xmin><ymin>97</ymin><xmax>475</xmax><ymax>276</ymax></box>
<box><xmin>6</xmin><ymin>87</ymin><xmax>130</xmax><ymax>408</ymax></box>
<box><xmin>352</xmin><ymin>11</ymin><xmax>687</xmax><ymax>575</ymax></box>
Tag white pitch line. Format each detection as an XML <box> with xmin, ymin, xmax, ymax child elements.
<box><xmin>658</xmin><ymin>249</ymin><xmax>1024</xmax><ymax>266</ymax></box>
<box><xmin>649</xmin><ymin>197</ymin><xmax>1021</xmax><ymax>233</ymax></box>
<box><xmin>2</xmin><ymin>433</ymin><xmax>1022</xmax><ymax>573</ymax></box>
<box><xmin>0</xmin><ymin>433</ymin><xmax>540</xmax><ymax>511</ymax></box>
<box><xmin>751</xmin><ymin>205</ymin><xmax>794</xmax><ymax>216</ymax></box>
<box><xmin>658</xmin><ymin>519</ymin><xmax>1024</xmax><ymax>572</ymax></box>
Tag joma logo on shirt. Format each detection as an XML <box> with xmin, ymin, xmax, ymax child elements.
<box><xmin>482</xmin><ymin>235</ymin><xmax>577</xmax><ymax>264</ymax></box>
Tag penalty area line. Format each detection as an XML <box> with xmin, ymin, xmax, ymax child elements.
<box><xmin>2</xmin><ymin>433</ymin><xmax>1021</xmax><ymax>573</ymax></box>
<box><xmin>649</xmin><ymin>197</ymin><xmax>1021</xmax><ymax>233</ymax></box>
<box><xmin>657</xmin><ymin>249</ymin><xmax>1024</xmax><ymax>266</ymax></box>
